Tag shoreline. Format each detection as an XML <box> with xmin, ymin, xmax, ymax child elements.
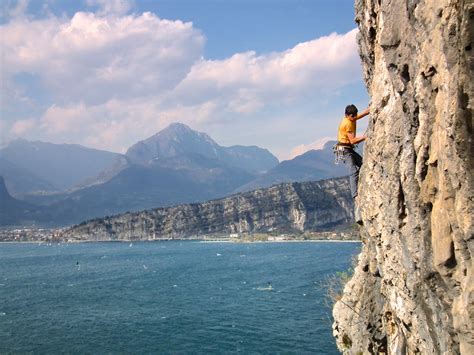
<box><xmin>0</xmin><ymin>238</ymin><xmax>361</xmax><ymax>244</ymax></box>
<box><xmin>199</xmin><ymin>239</ymin><xmax>361</xmax><ymax>243</ymax></box>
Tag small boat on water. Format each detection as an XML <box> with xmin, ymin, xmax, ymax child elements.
<box><xmin>257</xmin><ymin>282</ymin><xmax>273</xmax><ymax>291</ymax></box>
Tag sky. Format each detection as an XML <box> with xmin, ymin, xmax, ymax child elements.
<box><xmin>0</xmin><ymin>0</ymin><xmax>369</xmax><ymax>160</ymax></box>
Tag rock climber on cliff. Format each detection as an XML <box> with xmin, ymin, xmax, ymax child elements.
<box><xmin>334</xmin><ymin>104</ymin><xmax>369</xmax><ymax>224</ymax></box>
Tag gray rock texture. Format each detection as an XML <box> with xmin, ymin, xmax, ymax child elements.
<box><xmin>63</xmin><ymin>178</ymin><xmax>353</xmax><ymax>241</ymax></box>
<box><xmin>333</xmin><ymin>0</ymin><xmax>473</xmax><ymax>354</ymax></box>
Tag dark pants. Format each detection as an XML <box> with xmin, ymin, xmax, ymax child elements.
<box><xmin>344</xmin><ymin>149</ymin><xmax>362</xmax><ymax>199</ymax></box>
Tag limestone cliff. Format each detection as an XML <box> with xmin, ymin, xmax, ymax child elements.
<box><xmin>333</xmin><ymin>0</ymin><xmax>473</xmax><ymax>354</ymax></box>
<box><xmin>63</xmin><ymin>178</ymin><xmax>353</xmax><ymax>241</ymax></box>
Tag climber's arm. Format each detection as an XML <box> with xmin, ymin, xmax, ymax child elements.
<box><xmin>355</xmin><ymin>108</ymin><xmax>370</xmax><ymax>120</ymax></box>
<box><xmin>347</xmin><ymin>132</ymin><xmax>366</xmax><ymax>145</ymax></box>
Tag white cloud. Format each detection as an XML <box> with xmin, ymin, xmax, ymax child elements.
<box><xmin>86</xmin><ymin>0</ymin><xmax>134</xmax><ymax>16</ymax></box>
<box><xmin>173</xmin><ymin>29</ymin><xmax>360</xmax><ymax>107</ymax></box>
<box><xmin>40</xmin><ymin>104</ymin><xmax>88</xmax><ymax>134</ymax></box>
<box><xmin>0</xmin><ymin>120</ymin><xmax>10</xmax><ymax>146</ymax></box>
<box><xmin>35</xmin><ymin>98</ymin><xmax>221</xmax><ymax>153</ymax></box>
<box><xmin>288</xmin><ymin>137</ymin><xmax>333</xmax><ymax>159</ymax></box>
<box><xmin>37</xmin><ymin>99</ymin><xmax>154</xmax><ymax>152</ymax></box>
<box><xmin>1</xmin><ymin>7</ymin><xmax>362</xmax><ymax>158</ymax></box>
<box><xmin>1</xmin><ymin>11</ymin><xmax>205</xmax><ymax>104</ymax></box>
<box><xmin>10</xmin><ymin>118</ymin><xmax>37</xmax><ymax>135</ymax></box>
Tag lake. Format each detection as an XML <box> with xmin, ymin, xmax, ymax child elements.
<box><xmin>0</xmin><ymin>241</ymin><xmax>359</xmax><ymax>354</ymax></box>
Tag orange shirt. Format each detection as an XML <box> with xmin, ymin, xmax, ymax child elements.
<box><xmin>337</xmin><ymin>116</ymin><xmax>356</xmax><ymax>144</ymax></box>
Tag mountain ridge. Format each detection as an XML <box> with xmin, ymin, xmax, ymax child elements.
<box><xmin>236</xmin><ymin>140</ymin><xmax>349</xmax><ymax>192</ymax></box>
<box><xmin>2</xmin><ymin>123</ymin><xmax>350</xmax><ymax>227</ymax></box>
<box><xmin>0</xmin><ymin>138</ymin><xmax>122</xmax><ymax>195</ymax></box>
<box><xmin>0</xmin><ymin>176</ymin><xmax>48</xmax><ymax>226</ymax></box>
<box><xmin>126</xmin><ymin>122</ymin><xmax>279</xmax><ymax>174</ymax></box>
<box><xmin>62</xmin><ymin>176</ymin><xmax>354</xmax><ymax>241</ymax></box>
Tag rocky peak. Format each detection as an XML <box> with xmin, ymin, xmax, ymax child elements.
<box><xmin>126</xmin><ymin>123</ymin><xmax>219</xmax><ymax>164</ymax></box>
<box><xmin>157</xmin><ymin>123</ymin><xmax>216</xmax><ymax>146</ymax></box>
<box><xmin>125</xmin><ymin>122</ymin><xmax>279</xmax><ymax>173</ymax></box>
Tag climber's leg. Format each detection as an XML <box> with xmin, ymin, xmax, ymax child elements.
<box><xmin>347</xmin><ymin>149</ymin><xmax>362</xmax><ymax>199</ymax></box>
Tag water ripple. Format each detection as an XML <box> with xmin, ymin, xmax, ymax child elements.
<box><xmin>0</xmin><ymin>241</ymin><xmax>359</xmax><ymax>354</ymax></box>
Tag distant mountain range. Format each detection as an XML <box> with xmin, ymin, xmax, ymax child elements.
<box><xmin>0</xmin><ymin>123</ymin><xmax>351</xmax><ymax>227</ymax></box>
<box><xmin>236</xmin><ymin>141</ymin><xmax>348</xmax><ymax>192</ymax></box>
<box><xmin>0</xmin><ymin>139</ymin><xmax>122</xmax><ymax>195</ymax></box>
<box><xmin>0</xmin><ymin>176</ymin><xmax>50</xmax><ymax>226</ymax></box>
<box><xmin>0</xmin><ymin>156</ymin><xmax>56</xmax><ymax>195</ymax></box>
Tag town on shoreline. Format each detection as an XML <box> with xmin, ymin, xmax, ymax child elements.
<box><xmin>0</xmin><ymin>228</ymin><xmax>360</xmax><ymax>243</ymax></box>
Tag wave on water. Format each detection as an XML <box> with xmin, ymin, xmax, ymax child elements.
<box><xmin>0</xmin><ymin>241</ymin><xmax>359</xmax><ymax>354</ymax></box>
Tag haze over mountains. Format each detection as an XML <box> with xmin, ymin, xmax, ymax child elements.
<box><xmin>0</xmin><ymin>139</ymin><xmax>122</xmax><ymax>196</ymax></box>
<box><xmin>0</xmin><ymin>176</ymin><xmax>46</xmax><ymax>226</ymax></box>
<box><xmin>237</xmin><ymin>141</ymin><xmax>347</xmax><ymax>192</ymax></box>
<box><xmin>0</xmin><ymin>123</ymin><xmax>350</xmax><ymax>227</ymax></box>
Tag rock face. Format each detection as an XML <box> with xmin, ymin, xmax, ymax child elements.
<box><xmin>62</xmin><ymin>178</ymin><xmax>353</xmax><ymax>241</ymax></box>
<box><xmin>333</xmin><ymin>1</ymin><xmax>473</xmax><ymax>354</ymax></box>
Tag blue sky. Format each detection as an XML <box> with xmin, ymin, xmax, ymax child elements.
<box><xmin>1</xmin><ymin>0</ymin><xmax>369</xmax><ymax>159</ymax></box>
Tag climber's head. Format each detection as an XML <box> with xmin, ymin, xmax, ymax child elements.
<box><xmin>345</xmin><ymin>104</ymin><xmax>358</xmax><ymax>118</ymax></box>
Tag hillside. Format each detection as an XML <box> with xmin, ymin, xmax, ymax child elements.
<box><xmin>62</xmin><ymin>177</ymin><xmax>354</xmax><ymax>241</ymax></box>
<box><xmin>43</xmin><ymin>162</ymin><xmax>255</xmax><ymax>225</ymax></box>
<box><xmin>236</xmin><ymin>141</ymin><xmax>349</xmax><ymax>192</ymax></box>
<box><xmin>0</xmin><ymin>176</ymin><xmax>48</xmax><ymax>226</ymax></box>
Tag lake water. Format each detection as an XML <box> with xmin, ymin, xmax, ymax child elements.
<box><xmin>0</xmin><ymin>241</ymin><xmax>359</xmax><ymax>354</ymax></box>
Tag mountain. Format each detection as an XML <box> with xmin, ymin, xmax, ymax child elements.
<box><xmin>62</xmin><ymin>177</ymin><xmax>354</xmax><ymax>241</ymax></box>
<box><xmin>25</xmin><ymin>124</ymin><xmax>278</xmax><ymax>225</ymax></box>
<box><xmin>236</xmin><ymin>141</ymin><xmax>350</xmax><ymax>192</ymax></box>
<box><xmin>0</xmin><ymin>157</ymin><xmax>57</xmax><ymax>196</ymax></box>
<box><xmin>38</xmin><ymin>161</ymin><xmax>255</xmax><ymax>225</ymax></box>
<box><xmin>4</xmin><ymin>124</ymin><xmax>351</xmax><ymax>227</ymax></box>
<box><xmin>126</xmin><ymin>123</ymin><xmax>279</xmax><ymax>173</ymax></box>
<box><xmin>0</xmin><ymin>176</ymin><xmax>48</xmax><ymax>226</ymax></box>
<box><xmin>72</xmin><ymin>155</ymin><xmax>130</xmax><ymax>190</ymax></box>
<box><xmin>8</xmin><ymin>124</ymin><xmax>279</xmax><ymax>225</ymax></box>
<box><xmin>0</xmin><ymin>139</ymin><xmax>123</xmax><ymax>194</ymax></box>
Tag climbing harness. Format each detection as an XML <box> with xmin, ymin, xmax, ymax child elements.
<box><xmin>333</xmin><ymin>126</ymin><xmax>366</xmax><ymax>164</ymax></box>
<box><xmin>333</xmin><ymin>143</ymin><xmax>354</xmax><ymax>164</ymax></box>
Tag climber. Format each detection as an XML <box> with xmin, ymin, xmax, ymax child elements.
<box><xmin>334</xmin><ymin>104</ymin><xmax>369</xmax><ymax>224</ymax></box>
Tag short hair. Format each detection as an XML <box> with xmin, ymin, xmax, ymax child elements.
<box><xmin>345</xmin><ymin>104</ymin><xmax>358</xmax><ymax>117</ymax></box>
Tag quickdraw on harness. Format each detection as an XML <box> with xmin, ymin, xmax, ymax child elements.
<box><xmin>333</xmin><ymin>143</ymin><xmax>357</xmax><ymax>164</ymax></box>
